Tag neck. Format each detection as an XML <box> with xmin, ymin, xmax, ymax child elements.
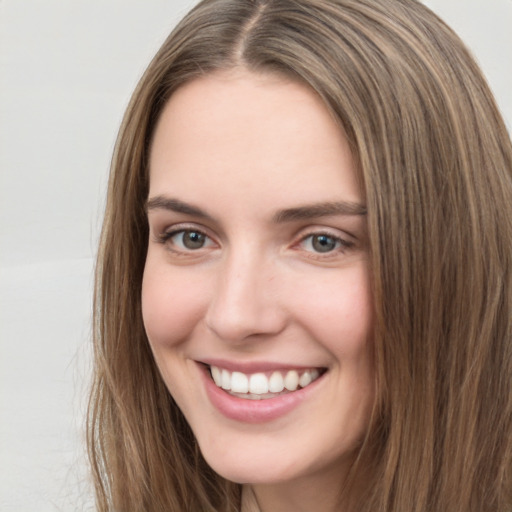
<box><xmin>241</xmin><ymin>468</ymin><xmax>351</xmax><ymax>512</ymax></box>
<box><xmin>241</xmin><ymin>486</ymin><xmax>260</xmax><ymax>512</ymax></box>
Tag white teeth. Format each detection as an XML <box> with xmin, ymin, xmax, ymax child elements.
<box><xmin>284</xmin><ymin>370</ymin><xmax>299</xmax><ymax>391</ymax></box>
<box><xmin>221</xmin><ymin>369</ymin><xmax>231</xmax><ymax>390</ymax></box>
<box><xmin>299</xmin><ymin>370</ymin><xmax>312</xmax><ymax>388</ymax></box>
<box><xmin>211</xmin><ymin>366</ymin><xmax>222</xmax><ymax>386</ymax></box>
<box><xmin>209</xmin><ymin>365</ymin><xmax>322</xmax><ymax>398</ymax></box>
<box><xmin>231</xmin><ymin>372</ymin><xmax>249</xmax><ymax>393</ymax></box>
<box><xmin>268</xmin><ymin>371</ymin><xmax>284</xmax><ymax>393</ymax></box>
<box><xmin>249</xmin><ymin>373</ymin><xmax>268</xmax><ymax>394</ymax></box>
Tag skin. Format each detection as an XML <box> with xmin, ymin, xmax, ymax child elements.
<box><xmin>142</xmin><ymin>68</ymin><xmax>374</xmax><ymax>511</ymax></box>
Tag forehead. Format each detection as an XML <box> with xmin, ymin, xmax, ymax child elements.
<box><xmin>148</xmin><ymin>69</ymin><xmax>362</xmax><ymax>211</ymax></box>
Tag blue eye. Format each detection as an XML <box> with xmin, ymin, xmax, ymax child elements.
<box><xmin>301</xmin><ymin>233</ymin><xmax>345</xmax><ymax>253</ymax></box>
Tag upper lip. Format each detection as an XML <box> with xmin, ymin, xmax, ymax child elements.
<box><xmin>199</xmin><ymin>358</ymin><xmax>327</xmax><ymax>374</ymax></box>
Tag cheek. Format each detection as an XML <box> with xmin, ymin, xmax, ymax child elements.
<box><xmin>141</xmin><ymin>261</ymin><xmax>209</xmax><ymax>348</ymax></box>
<box><xmin>291</xmin><ymin>265</ymin><xmax>373</xmax><ymax>355</ymax></box>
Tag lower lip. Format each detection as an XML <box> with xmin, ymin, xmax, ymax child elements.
<box><xmin>199</xmin><ymin>364</ymin><xmax>325</xmax><ymax>424</ymax></box>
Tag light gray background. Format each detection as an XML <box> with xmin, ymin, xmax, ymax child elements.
<box><xmin>1</xmin><ymin>1</ymin><xmax>510</xmax><ymax>510</ymax></box>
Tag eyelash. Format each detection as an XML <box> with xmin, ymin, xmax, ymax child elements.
<box><xmin>296</xmin><ymin>232</ymin><xmax>353</xmax><ymax>258</ymax></box>
<box><xmin>155</xmin><ymin>226</ymin><xmax>353</xmax><ymax>258</ymax></box>
<box><xmin>156</xmin><ymin>226</ymin><xmax>215</xmax><ymax>254</ymax></box>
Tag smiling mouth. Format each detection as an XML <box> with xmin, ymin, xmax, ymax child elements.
<box><xmin>208</xmin><ymin>365</ymin><xmax>326</xmax><ymax>400</ymax></box>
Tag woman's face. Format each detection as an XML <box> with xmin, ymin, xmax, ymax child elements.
<box><xmin>142</xmin><ymin>69</ymin><xmax>374</xmax><ymax>491</ymax></box>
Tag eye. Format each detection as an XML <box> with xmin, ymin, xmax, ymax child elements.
<box><xmin>162</xmin><ymin>229</ymin><xmax>215</xmax><ymax>251</ymax></box>
<box><xmin>299</xmin><ymin>233</ymin><xmax>350</xmax><ymax>254</ymax></box>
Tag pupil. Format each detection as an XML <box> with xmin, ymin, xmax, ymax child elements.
<box><xmin>184</xmin><ymin>231</ymin><xmax>205</xmax><ymax>249</ymax></box>
<box><xmin>312</xmin><ymin>235</ymin><xmax>336</xmax><ymax>253</ymax></box>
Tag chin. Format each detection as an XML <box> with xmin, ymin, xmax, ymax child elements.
<box><xmin>206</xmin><ymin>459</ymin><xmax>297</xmax><ymax>485</ymax></box>
<box><xmin>197</xmin><ymin>438</ymin><xmax>297</xmax><ymax>485</ymax></box>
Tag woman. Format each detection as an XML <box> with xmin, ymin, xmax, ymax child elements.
<box><xmin>87</xmin><ymin>0</ymin><xmax>512</xmax><ymax>510</ymax></box>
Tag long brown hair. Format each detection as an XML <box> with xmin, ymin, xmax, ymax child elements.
<box><xmin>88</xmin><ymin>0</ymin><xmax>512</xmax><ymax>510</ymax></box>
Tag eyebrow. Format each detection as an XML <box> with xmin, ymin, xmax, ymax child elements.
<box><xmin>146</xmin><ymin>195</ymin><xmax>367</xmax><ymax>222</ymax></box>
<box><xmin>272</xmin><ymin>201</ymin><xmax>367</xmax><ymax>222</ymax></box>
<box><xmin>146</xmin><ymin>196</ymin><xmax>214</xmax><ymax>220</ymax></box>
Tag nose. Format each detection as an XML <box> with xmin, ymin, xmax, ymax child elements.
<box><xmin>204</xmin><ymin>249</ymin><xmax>287</xmax><ymax>343</ymax></box>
